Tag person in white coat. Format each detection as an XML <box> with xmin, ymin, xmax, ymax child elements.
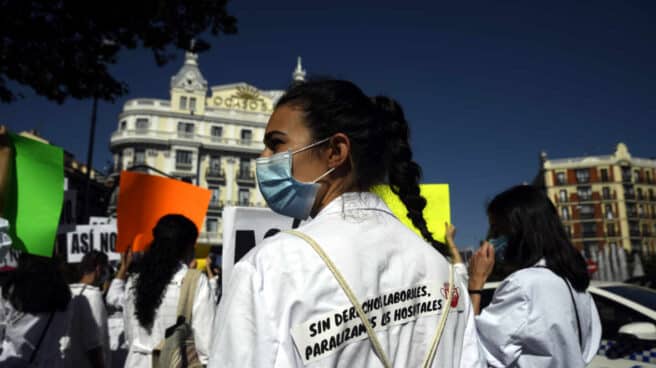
<box><xmin>120</xmin><ymin>214</ymin><xmax>214</xmax><ymax>368</ymax></box>
<box><xmin>468</xmin><ymin>185</ymin><xmax>602</xmax><ymax>367</ymax></box>
<box><xmin>209</xmin><ymin>80</ymin><xmax>484</xmax><ymax>367</ymax></box>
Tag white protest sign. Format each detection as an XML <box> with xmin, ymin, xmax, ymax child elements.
<box><xmin>221</xmin><ymin>206</ymin><xmax>303</xmax><ymax>292</ymax></box>
<box><xmin>67</xmin><ymin>224</ymin><xmax>120</xmax><ymax>263</ymax></box>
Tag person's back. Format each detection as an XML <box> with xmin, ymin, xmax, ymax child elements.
<box><xmin>210</xmin><ymin>79</ymin><xmax>483</xmax><ymax>367</ymax></box>
<box><xmin>68</xmin><ymin>283</ymin><xmax>110</xmax><ymax>368</ymax></box>
<box><xmin>213</xmin><ymin>192</ymin><xmax>482</xmax><ymax>367</ymax></box>
<box><xmin>121</xmin><ymin>214</ymin><xmax>214</xmax><ymax>368</ymax></box>
<box><xmin>123</xmin><ymin>264</ymin><xmax>213</xmax><ymax>367</ymax></box>
<box><xmin>0</xmin><ymin>295</ymin><xmax>71</xmax><ymax>367</ymax></box>
<box><xmin>476</xmin><ymin>264</ymin><xmax>600</xmax><ymax>367</ymax></box>
<box><xmin>0</xmin><ymin>253</ymin><xmax>72</xmax><ymax>367</ymax></box>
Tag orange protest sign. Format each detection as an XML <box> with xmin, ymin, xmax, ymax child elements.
<box><xmin>116</xmin><ymin>172</ymin><xmax>211</xmax><ymax>252</ymax></box>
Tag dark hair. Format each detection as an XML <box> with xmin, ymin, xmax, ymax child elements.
<box><xmin>1</xmin><ymin>253</ymin><xmax>71</xmax><ymax>313</ymax></box>
<box><xmin>134</xmin><ymin>214</ymin><xmax>198</xmax><ymax>330</ymax></box>
<box><xmin>79</xmin><ymin>250</ymin><xmax>109</xmax><ymax>275</ymax></box>
<box><xmin>487</xmin><ymin>185</ymin><xmax>590</xmax><ymax>291</ymax></box>
<box><xmin>276</xmin><ymin>79</ymin><xmax>448</xmax><ymax>256</ymax></box>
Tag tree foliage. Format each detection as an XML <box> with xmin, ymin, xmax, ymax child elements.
<box><xmin>0</xmin><ymin>0</ymin><xmax>237</xmax><ymax>103</ymax></box>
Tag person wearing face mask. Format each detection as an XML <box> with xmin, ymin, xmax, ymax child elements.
<box><xmin>209</xmin><ymin>80</ymin><xmax>484</xmax><ymax>368</ymax></box>
<box><xmin>69</xmin><ymin>250</ymin><xmax>111</xmax><ymax>368</ymax></box>
<box><xmin>467</xmin><ymin>185</ymin><xmax>602</xmax><ymax>367</ymax></box>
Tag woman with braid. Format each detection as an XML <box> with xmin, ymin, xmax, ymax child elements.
<box><xmin>209</xmin><ymin>80</ymin><xmax>483</xmax><ymax>368</ymax></box>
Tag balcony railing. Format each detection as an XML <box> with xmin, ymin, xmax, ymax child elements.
<box><xmin>205</xmin><ymin>168</ymin><xmax>225</xmax><ymax>182</ymax></box>
<box><xmin>175</xmin><ymin>162</ymin><xmax>193</xmax><ymax>171</ymax></box>
<box><xmin>111</xmin><ymin>129</ymin><xmax>264</xmax><ymax>151</ymax></box>
<box><xmin>236</xmin><ymin>170</ymin><xmax>256</xmax><ymax>186</ymax></box>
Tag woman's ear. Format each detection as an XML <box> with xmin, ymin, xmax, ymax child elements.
<box><xmin>326</xmin><ymin>133</ymin><xmax>351</xmax><ymax>169</ymax></box>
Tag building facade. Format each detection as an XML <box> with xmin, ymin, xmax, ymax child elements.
<box><xmin>536</xmin><ymin>143</ymin><xmax>656</xmax><ymax>256</ymax></box>
<box><xmin>109</xmin><ymin>53</ymin><xmax>307</xmax><ymax>246</ymax></box>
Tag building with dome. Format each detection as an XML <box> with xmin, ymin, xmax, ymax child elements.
<box><xmin>109</xmin><ymin>53</ymin><xmax>307</xmax><ymax>246</ymax></box>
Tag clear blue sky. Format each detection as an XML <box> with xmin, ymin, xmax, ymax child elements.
<box><xmin>2</xmin><ymin>1</ymin><xmax>655</xmax><ymax>248</ymax></box>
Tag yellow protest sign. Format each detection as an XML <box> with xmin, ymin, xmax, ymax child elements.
<box><xmin>372</xmin><ymin>184</ymin><xmax>450</xmax><ymax>242</ymax></box>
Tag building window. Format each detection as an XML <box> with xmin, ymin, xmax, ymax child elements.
<box><xmin>136</xmin><ymin>118</ymin><xmax>149</xmax><ymax>131</ymax></box>
<box><xmin>605</xmin><ymin>204</ymin><xmax>613</xmax><ymax>219</ymax></box>
<box><xmin>177</xmin><ymin>122</ymin><xmax>195</xmax><ymax>138</ymax></box>
<box><xmin>238</xmin><ymin>188</ymin><xmax>250</xmax><ymax>206</ymax></box>
<box><xmin>561</xmin><ymin>206</ymin><xmax>570</xmax><ymax>220</ymax></box>
<box><xmin>556</xmin><ymin>172</ymin><xmax>566</xmax><ymax>185</ymax></box>
<box><xmin>209</xmin><ymin>186</ymin><xmax>220</xmax><ymax>205</ymax></box>
<box><xmin>241</xmin><ymin>129</ymin><xmax>252</xmax><ymax>144</ymax></box>
<box><xmin>643</xmin><ymin>224</ymin><xmax>651</xmax><ymax>237</ymax></box>
<box><xmin>189</xmin><ymin>97</ymin><xmax>197</xmax><ymax>111</ymax></box>
<box><xmin>564</xmin><ymin>225</ymin><xmax>572</xmax><ymax>238</ymax></box>
<box><xmin>606</xmin><ymin>223</ymin><xmax>616</xmax><ymax>237</ymax></box>
<box><xmin>649</xmin><ymin>189</ymin><xmax>655</xmax><ymax>201</ymax></box>
<box><xmin>637</xmin><ymin>188</ymin><xmax>644</xmax><ymax>200</ymax></box>
<box><xmin>577</xmin><ymin>186</ymin><xmax>592</xmax><ymax>201</ymax></box>
<box><xmin>647</xmin><ymin>171</ymin><xmax>652</xmax><ymax>184</ymax></box>
<box><xmin>239</xmin><ymin>158</ymin><xmax>251</xmax><ymax>177</ymax></box>
<box><xmin>575</xmin><ymin>169</ymin><xmax>590</xmax><ymax>184</ymax></box>
<box><xmin>582</xmin><ymin>223</ymin><xmax>597</xmax><ymax>238</ymax></box>
<box><xmin>175</xmin><ymin>150</ymin><xmax>193</xmax><ymax>170</ymax></box>
<box><xmin>559</xmin><ymin>189</ymin><xmax>568</xmax><ymax>203</ymax></box>
<box><xmin>180</xmin><ymin>96</ymin><xmax>187</xmax><ymax>109</ymax></box>
<box><xmin>602</xmin><ymin>187</ymin><xmax>611</xmax><ymax>200</ymax></box>
<box><xmin>211</xmin><ymin>126</ymin><xmax>223</xmax><ymax>142</ymax></box>
<box><xmin>621</xmin><ymin>166</ymin><xmax>632</xmax><ymax>182</ymax></box>
<box><xmin>209</xmin><ymin>156</ymin><xmax>221</xmax><ymax>172</ymax></box>
<box><xmin>634</xmin><ymin>170</ymin><xmax>642</xmax><ymax>183</ymax></box>
<box><xmin>638</xmin><ymin>204</ymin><xmax>645</xmax><ymax>217</ymax></box>
<box><xmin>624</xmin><ymin>185</ymin><xmax>635</xmax><ymax>199</ymax></box>
<box><xmin>206</xmin><ymin>218</ymin><xmax>218</xmax><ymax>233</ymax></box>
<box><xmin>600</xmin><ymin>168</ymin><xmax>609</xmax><ymax>182</ymax></box>
<box><xmin>652</xmin><ymin>205</ymin><xmax>656</xmax><ymax>219</ymax></box>
<box><xmin>579</xmin><ymin>204</ymin><xmax>595</xmax><ymax>219</ymax></box>
<box><xmin>134</xmin><ymin>149</ymin><xmax>145</xmax><ymax>165</ymax></box>
<box><xmin>627</xmin><ymin>203</ymin><xmax>637</xmax><ymax>218</ymax></box>
<box><xmin>120</xmin><ymin>120</ymin><xmax>127</xmax><ymax>130</ymax></box>
<box><xmin>629</xmin><ymin>221</ymin><xmax>640</xmax><ymax>237</ymax></box>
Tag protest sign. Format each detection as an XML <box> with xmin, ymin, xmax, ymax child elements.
<box><xmin>67</xmin><ymin>224</ymin><xmax>119</xmax><ymax>263</ymax></box>
<box><xmin>89</xmin><ymin>216</ymin><xmax>112</xmax><ymax>225</ymax></box>
<box><xmin>116</xmin><ymin>172</ymin><xmax>211</xmax><ymax>252</ymax></box>
<box><xmin>372</xmin><ymin>184</ymin><xmax>450</xmax><ymax>243</ymax></box>
<box><xmin>221</xmin><ymin>206</ymin><xmax>301</xmax><ymax>292</ymax></box>
<box><xmin>5</xmin><ymin>133</ymin><xmax>64</xmax><ymax>257</ymax></box>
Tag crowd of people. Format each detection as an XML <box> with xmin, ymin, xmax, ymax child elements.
<box><xmin>0</xmin><ymin>79</ymin><xmax>601</xmax><ymax>367</ymax></box>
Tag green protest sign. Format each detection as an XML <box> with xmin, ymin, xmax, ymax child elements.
<box><xmin>5</xmin><ymin>133</ymin><xmax>64</xmax><ymax>257</ymax></box>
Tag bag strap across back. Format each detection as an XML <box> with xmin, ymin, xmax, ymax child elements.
<box><xmin>177</xmin><ymin>268</ymin><xmax>202</xmax><ymax>323</ymax></box>
<box><xmin>286</xmin><ymin>230</ymin><xmax>455</xmax><ymax>368</ymax></box>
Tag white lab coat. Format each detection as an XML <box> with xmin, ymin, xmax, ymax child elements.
<box><xmin>119</xmin><ymin>263</ymin><xmax>214</xmax><ymax>368</ymax></box>
<box><xmin>476</xmin><ymin>259</ymin><xmax>602</xmax><ymax>367</ymax></box>
<box><xmin>209</xmin><ymin>192</ymin><xmax>484</xmax><ymax>368</ymax></box>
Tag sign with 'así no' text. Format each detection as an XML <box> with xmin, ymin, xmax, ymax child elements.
<box><xmin>66</xmin><ymin>224</ymin><xmax>119</xmax><ymax>263</ymax></box>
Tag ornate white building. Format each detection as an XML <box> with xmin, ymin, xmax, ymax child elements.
<box><xmin>109</xmin><ymin>53</ymin><xmax>306</xmax><ymax>246</ymax></box>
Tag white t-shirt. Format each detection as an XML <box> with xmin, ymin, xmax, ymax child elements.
<box><xmin>69</xmin><ymin>283</ymin><xmax>111</xmax><ymax>368</ymax></box>
<box><xmin>106</xmin><ymin>278</ymin><xmax>129</xmax><ymax>368</ymax></box>
<box><xmin>0</xmin><ymin>295</ymin><xmax>69</xmax><ymax>367</ymax></box>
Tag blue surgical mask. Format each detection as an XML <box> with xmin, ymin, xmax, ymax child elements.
<box><xmin>256</xmin><ymin>138</ymin><xmax>334</xmax><ymax>220</ymax></box>
<box><xmin>488</xmin><ymin>236</ymin><xmax>509</xmax><ymax>259</ymax></box>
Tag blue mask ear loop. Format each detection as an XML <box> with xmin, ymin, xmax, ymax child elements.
<box><xmin>288</xmin><ymin>137</ymin><xmax>334</xmax><ymax>184</ymax></box>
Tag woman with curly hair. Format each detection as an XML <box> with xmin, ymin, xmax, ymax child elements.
<box><xmin>119</xmin><ymin>214</ymin><xmax>214</xmax><ymax>368</ymax></box>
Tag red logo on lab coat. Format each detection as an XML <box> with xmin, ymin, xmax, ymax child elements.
<box><xmin>441</xmin><ymin>284</ymin><xmax>459</xmax><ymax>308</ymax></box>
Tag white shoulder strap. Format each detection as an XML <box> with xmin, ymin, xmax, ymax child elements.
<box><xmin>286</xmin><ymin>230</ymin><xmax>454</xmax><ymax>368</ymax></box>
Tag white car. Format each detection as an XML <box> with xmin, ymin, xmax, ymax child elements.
<box><xmin>480</xmin><ymin>281</ymin><xmax>656</xmax><ymax>367</ymax></box>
